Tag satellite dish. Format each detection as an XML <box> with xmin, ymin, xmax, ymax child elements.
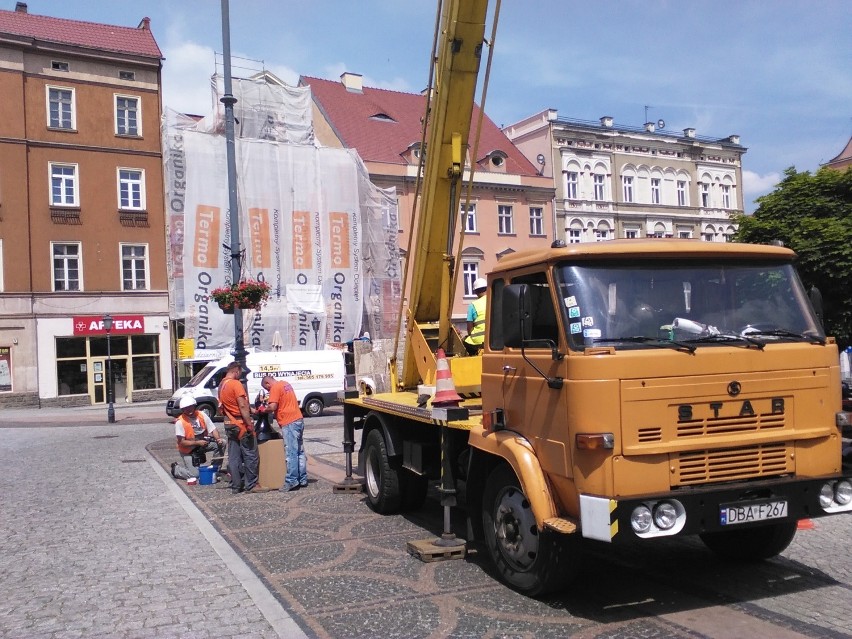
<box><xmin>657</xmin><ymin>119</ymin><xmax>666</xmax><ymax>130</ymax></box>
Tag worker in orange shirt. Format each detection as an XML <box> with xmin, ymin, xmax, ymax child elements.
<box><xmin>262</xmin><ymin>375</ymin><xmax>308</xmax><ymax>491</ymax></box>
<box><xmin>218</xmin><ymin>362</ymin><xmax>266</xmax><ymax>494</ymax></box>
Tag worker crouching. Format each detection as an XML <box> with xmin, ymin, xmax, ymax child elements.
<box><xmin>171</xmin><ymin>395</ymin><xmax>225</xmax><ymax>481</ymax></box>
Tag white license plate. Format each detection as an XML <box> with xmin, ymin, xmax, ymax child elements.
<box><xmin>719</xmin><ymin>500</ymin><xmax>788</xmax><ymax>526</ymax></box>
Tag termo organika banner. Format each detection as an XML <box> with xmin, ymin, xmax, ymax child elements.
<box><xmin>164</xmin><ymin>116</ymin><xmax>393</xmax><ymax>354</ymax></box>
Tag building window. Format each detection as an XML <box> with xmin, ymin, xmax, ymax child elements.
<box><xmin>703</xmin><ymin>232</ymin><xmax>714</xmax><ymax>242</ymax></box>
<box><xmin>593</xmin><ymin>174</ymin><xmax>605</xmax><ymax>201</ymax></box>
<box><xmin>529</xmin><ymin>207</ymin><xmax>544</xmax><ymax>236</ymax></box>
<box><xmin>115</xmin><ymin>96</ymin><xmax>140</xmax><ymax>136</ymax></box>
<box><xmin>622</xmin><ymin>175</ymin><xmax>634</xmax><ymax>203</ymax></box>
<box><xmin>565</xmin><ymin>171</ymin><xmax>578</xmax><ymax>199</ymax></box>
<box><xmin>625</xmin><ymin>228</ymin><xmax>639</xmax><ymax>239</ymax></box>
<box><xmin>50</xmin><ymin>163</ymin><xmax>79</xmax><ymax>206</ymax></box>
<box><xmin>677</xmin><ymin>180</ymin><xmax>687</xmax><ymax>206</ymax></box>
<box><xmin>651</xmin><ymin>178</ymin><xmax>661</xmax><ymax>205</ymax></box>
<box><xmin>594</xmin><ymin>228</ymin><xmax>609</xmax><ymax>242</ymax></box>
<box><xmin>47</xmin><ymin>86</ymin><xmax>75</xmax><ymax>129</ymax></box>
<box><xmin>119</xmin><ymin>70</ymin><xmax>136</xmax><ymax>81</ymax></box>
<box><xmin>498</xmin><ymin>205</ymin><xmax>514</xmax><ymax>235</ymax></box>
<box><xmin>51</xmin><ymin>60</ymin><xmax>69</xmax><ymax>72</ymax></box>
<box><xmin>118</xmin><ymin>169</ymin><xmax>144</xmax><ymax>210</ymax></box>
<box><xmin>52</xmin><ymin>242</ymin><xmax>81</xmax><ymax>291</ymax></box>
<box><xmin>461</xmin><ymin>203</ymin><xmax>477</xmax><ymax>233</ymax></box>
<box><xmin>721</xmin><ymin>184</ymin><xmax>731</xmax><ymax>209</ymax></box>
<box><xmin>567</xmin><ymin>225</ymin><xmax>582</xmax><ymax>244</ymax></box>
<box><xmin>0</xmin><ymin>239</ymin><xmax>4</xmax><ymax>291</ymax></box>
<box><xmin>121</xmin><ymin>244</ymin><xmax>148</xmax><ymax>291</ymax></box>
<box><xmin>462</xmin><ymin>261</ymin><xmax>479</xmax><ymax>297</ymax></box>
<box><xmin>700</xmin><ymin>183</ymin><xmax>710</xmax><ymax>208</ymax></box>
<box><xmin>678</xmin><ymin>230</ymin><xmax>692</xmax><ymax>239</ymax></box>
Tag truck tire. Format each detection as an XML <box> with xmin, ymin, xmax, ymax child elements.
<box><xmin>303</xmin><ymin>396</ymin><xmax>324</xmax><ymax>418</ymax></box>
<box><xmin>363</xmin><ymin>429</ymin><xmax>402</xmax><ymax>513</ymax></box>
<box><xmin>481</xmin><ymin>464</ymin><xmax>578</xmax><ymax>596</ymax></box>
<box><xmin>699</xmin><ymin>520</ymin><xmax>797</xmax><ymax>561</ymax></box>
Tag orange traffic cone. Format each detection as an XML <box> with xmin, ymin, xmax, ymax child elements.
<box><xmin>432</xmin><ymin>348</ymin><xmax>463</xmax><ymax>407</ymax></box>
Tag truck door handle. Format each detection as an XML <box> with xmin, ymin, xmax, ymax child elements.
<box><xmin>502</xmin><ymin>365</ymin><xmax>516</xmax><ymax>373</ymax></box>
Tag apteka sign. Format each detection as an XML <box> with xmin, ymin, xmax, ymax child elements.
<box><xmin>73</xmin><ymin>315</ymin><xmax>145</xmax><ymax>336</ymax></box>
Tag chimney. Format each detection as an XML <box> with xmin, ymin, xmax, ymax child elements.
<box><xmin>340</xmin><ymin>72</ymin><xmax>363</xmax><ymax>93</ymax></box>
<box><xmin>546</xmin><ymin>108</ymin><xmax>558</xmax><ymax>121</ymax></box>
<box><xmin>600</xmin><ymin>116</ymin><xmax>613</xmax><ymax>128</ymax></box>
<box><xmin>137</xmin><ymin>17</ymin><xmax>151</xmax><ymax>30</ymax></box>
<box><xmin>727</xmin><ymin>134</ymin><xmax>740</xmax><ymax>145</ymax></box>
<box><xmin>644</xmin><ymin>122</ymin><xmax>656</xmax><ymax>133</ymax></box>
<box><xmin>683</xmin><ymin>127</ymin><xmax>696</xmax><ymax>138</ymax></box>
<box><xmin>15</xmin><ymin>2</ymin><xmax>27</xmax><ymax>12</ymax></box>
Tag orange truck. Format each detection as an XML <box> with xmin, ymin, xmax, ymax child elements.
<box><xmin>341</xmin><ymin>0</ymin><xmax>852</xmax><ymax>595</ymax></box>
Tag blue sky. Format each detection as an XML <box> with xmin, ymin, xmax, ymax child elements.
<box><xmin>27</xmin><ymin>0</ymin><xmax>852</xmax><ymax>212</ymax></box>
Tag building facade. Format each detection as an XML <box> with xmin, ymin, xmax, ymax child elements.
<box><xmin>504</xmin><ymin>110</ymin><xmax>745</xmax><ymax>244</ymax></box>
<box><xmin>302</xmin><ymin>72</ymin><xmax>555</xmax><ymax>323</ymax></box>
<box><xmin>0</xmin><ymin>5</ymin><xmax>171</xmax><ymax>407</ymax></box>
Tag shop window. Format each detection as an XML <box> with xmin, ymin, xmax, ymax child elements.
<box><xmin>132</xmin><ymin>356</ymin><xmax>160</xmax><ymax>390</ymax></box>
<box><xmin>131</xmin><ymin>334</ymin><xmax>159</xmax><ymax>354</ymax></box>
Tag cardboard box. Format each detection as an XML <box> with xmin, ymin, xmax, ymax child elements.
<box><xmin>258</xmin><ymin>439</ymin><xmax>286</xmax><ymax>489</ymax></box>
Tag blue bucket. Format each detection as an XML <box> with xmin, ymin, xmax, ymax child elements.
<box><xmin>198</xmin><ymin>465</ymin><xmax>217</xmax><ymax>485</ymax></box>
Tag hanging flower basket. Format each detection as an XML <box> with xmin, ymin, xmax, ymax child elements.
<box><xmin>211</xmin><ymin>279</ymin><xmax>271</xmax><ymax>311</ymax></box>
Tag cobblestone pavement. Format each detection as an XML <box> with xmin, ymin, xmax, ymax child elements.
<box><xmin>3</xmin><ymin>403</ymin><xmax>852</xmax><ymax>638</ymax></box>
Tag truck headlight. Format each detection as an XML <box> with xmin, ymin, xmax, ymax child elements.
<box><xmin>631</xmin><ymin>505</ymin><xmax>652</xmax><ymax>534</ymax></box>
<box><xmin>653</xmin><ymin>501</ymin><xmax>678</xmax><ymax>530</ymax></box>
<box><xmin>835</xmin><ymin>480</ymin><xmax>852</xmax><ymax>506</ymax></box>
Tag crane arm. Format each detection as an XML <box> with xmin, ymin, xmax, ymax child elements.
<box><xmin>400</xmin><ymin>0</ymin><xmax>489</xmax><ymax>389</ymax></box>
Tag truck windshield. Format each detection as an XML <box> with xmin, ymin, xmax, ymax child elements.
<box><xmin>554</xmin><ymin>259</ymin><xmax>824</xmax><ymax>351</ymax></box>
<box><xmin>185</xmin><ymin>364</ymin><xmax>216</xmax><ymax>387</ymax></box>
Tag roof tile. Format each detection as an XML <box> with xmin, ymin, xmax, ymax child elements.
<box><xmin>0</xmin><ymin>9</ymin><xmax>162</xmax><ymax>59</ymax></box>
<box><xmin>302</xmin><ymin>75</ymin><xmax>538</xmax><ymax>175</ymax></box>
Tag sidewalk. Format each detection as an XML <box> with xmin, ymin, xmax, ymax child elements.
<box><xmin>0</xmin><ymin>399</ymin><xmax>168</xmax><ymax>426</ymax></box>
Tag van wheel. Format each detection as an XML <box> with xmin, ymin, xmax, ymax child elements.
<box><xmin>363</xmin><ymin>429</ymin><xmax>401</xmax><ymax>513</ymax></box>
<box><xmin>198</xmin><ymin>403</ymin><xmax>217</xmax><ymax>420</ymax></box>
<box><xmin>303</xmin><ymin>397</ymin><xmax>324</xmax><ymax>418</ymax></box>
<box><xmin>699</xmin><ymin>521</ymin><xmax>797</xmax><ymax>561</ymax></box>
<box><xmin>481</xmin><ymin>464</ymin><xmax>578</xmax><ymax>596</ymax></box>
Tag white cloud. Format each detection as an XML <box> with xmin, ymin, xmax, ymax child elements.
<box><xmin>742</xmin><ymin>169</ymin><xmax>781</xmax><ymax>211</ymax></box>
<box><xmin>162</xmin><ymin>41</ymin><xmax>217</xmax><ymax>116</ymax></box>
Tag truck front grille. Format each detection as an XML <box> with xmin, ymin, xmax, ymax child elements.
<box><xmin>676</xmin><ymin>413</ymin><xmax>785</xmax><ymax>438</ymax></box>
<box><xmin>673</xmin><ymin>443</ymin><xmax>791</xmax><ymax>486</ymax></box>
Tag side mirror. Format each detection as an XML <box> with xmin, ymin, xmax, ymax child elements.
<box><xmin>502</xmin><ymin>283</ymin><xmax>531</xmax><ymax>348</ymax></box>
<box><xmin>808</xmin><ymin>285</ymin><xmax>824</xmax><ymax>327</ymax></box>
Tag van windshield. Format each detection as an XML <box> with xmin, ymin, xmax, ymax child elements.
<box><xmin>185</xmin><ymin>364</ymin><xmax>217</xmax><ymax>387</ymax></box>
<box><xmin>554</xmin><ymin>259</ymin><xmax>824</xmax><ymax>351</ymax></box>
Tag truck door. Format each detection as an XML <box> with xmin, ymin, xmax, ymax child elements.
<box><xmin>501</xmin><ymin>272</ymin><xmax>572</xmax><ymax>480</ymax></box>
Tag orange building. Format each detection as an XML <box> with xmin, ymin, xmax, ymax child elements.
<box><xmin>0</xmin><ymin>4</ymin><xmax>171</xmax><ymax>407</ymax></box>
<box><xmin>301</xmin><ymin>72</ymin><xmax>556</xmax><ymax>324</ymax></box>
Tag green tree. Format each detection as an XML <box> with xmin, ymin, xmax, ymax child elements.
<box><xmin>733</xmin><ymin>166</ymin><xmax>852</xmax><ymax>349</ymax></box>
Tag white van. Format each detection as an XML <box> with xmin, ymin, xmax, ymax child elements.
<box><xmin>166</xmin><ymin>350</ymin><xmax>345</xmax><ymax>419</ymax></box>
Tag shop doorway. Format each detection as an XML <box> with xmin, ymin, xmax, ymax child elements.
<box><xmin>88</xmin><ymin>357</ymin><xmax>129</xmax><ymax>405</ymax></box>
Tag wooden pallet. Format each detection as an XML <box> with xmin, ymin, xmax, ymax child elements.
<box><xmin>332</xmin><ymin>479</ymin><xmax>364</xmax><ymax>494</ymax></box>
<box><xmin>407</xmin><ymin>538</ymin><xmax>466</xmax><ymax>562</ymax></box>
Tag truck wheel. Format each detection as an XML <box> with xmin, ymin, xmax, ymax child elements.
<box><xmin>303</xmin><ymin>397</ymin><xmax>324</xmax><ymax>418</ymax></box>
<box><xmin>198</xmin><ymin>403</ymin><xmax>217</xmax><ymax>420</ymax></box>
<box><xmin>481</xmin><ymin>464</ymin><xmax>577</xmax><ymax>596</ymax></box>
<box><xmin>699</xmin><ymin>521</ymin><xmax>797</xmax><ymax>561</ymax></box>
<box><xmin>363</xmin><ymin>429</ymin><xmax>401</xmax><ymax>513</ymax></box>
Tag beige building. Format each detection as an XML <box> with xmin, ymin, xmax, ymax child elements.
<box><xmin>504</xmin><ymin>110</ymin><xmax>745</xmax><ymax>244</ymax></box>
<box><xmin>0</xmin><ymin>4</ymin><xmax>171</xmax><ymax>407</ymax></box>
<box><xmin>301</xmin><ymin>72</ymin><xmax>556</xmax><ymax>323</ymax></box>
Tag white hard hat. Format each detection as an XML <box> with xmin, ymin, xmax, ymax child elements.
<box><xmin>473</xmin><ymin>277</ymin><xmax>487</xmax><ymax>292</ymax></box>
<box><xmin>178</xmin><ymin>395</ymin><xmax>197</xmax><ymax>410</ymax></box>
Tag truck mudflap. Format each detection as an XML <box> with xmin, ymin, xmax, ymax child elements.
<box><xmin>580</xmin><ymin>475</ymin><xmax>852</xmax><ymax>543</ymax></box>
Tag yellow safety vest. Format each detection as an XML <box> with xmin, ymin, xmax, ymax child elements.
<box><xmin>468</xmin><ymin>296</ymin><xmax>487</xmax><ymax>345</ymax></box>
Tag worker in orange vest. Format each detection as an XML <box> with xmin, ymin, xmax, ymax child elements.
<box><xmin>171</xmin><ymin>395</ymin><xmax>224</xmax><ymax>481</ymax></box>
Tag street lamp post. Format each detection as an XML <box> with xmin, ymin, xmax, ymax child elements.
<box><xmin>103</xmin><ymin>314</ymin><xmax>115</xmax><ymax>423</ymax></box>
<box><xmin>311</xmin><ymin>317</ymin><xmax>321</xmax><ymax>350</ymax></box>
